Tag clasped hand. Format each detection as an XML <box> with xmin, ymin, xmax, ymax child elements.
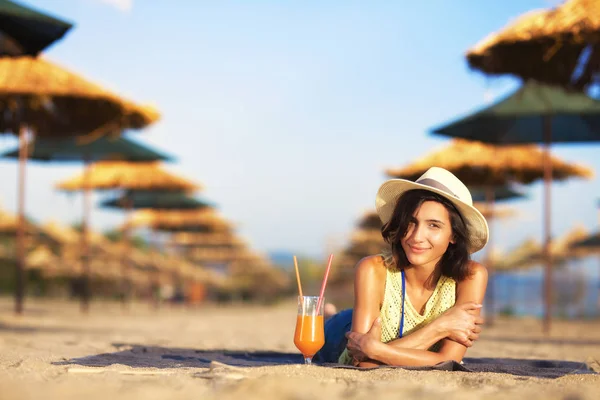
<box><xmin>345</xmin><ymin>317</ymin><xmax>382</xmax><ymax>366</ymax></box>
<box><xmin>438</xmin><ymin>302</ymin><xmax>484</xmax><ymax>347</ymax></box>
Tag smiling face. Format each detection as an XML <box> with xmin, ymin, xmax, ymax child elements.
<box><xmin>400</xmin><ymin>200</ymin><xmax>455</xmax><ymax>269</ymax></box>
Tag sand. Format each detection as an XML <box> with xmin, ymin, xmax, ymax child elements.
<box><xmin>0</xmin><ymin>297</ymin><xmax>599</xmax><ymax>400</ymax></box>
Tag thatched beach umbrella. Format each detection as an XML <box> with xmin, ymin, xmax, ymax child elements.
<box><xmin>432</xmin><ymin>81</ymin><xmax>599</xmax><ymax>333</ymax></box>
<box><xmin>1</xmin><ymin>136</ymin><xmax>171</xmax><ymax>163</ymax></box>
<box><xmin>0</xmin><ymin>204</ymin><xmax>35</xmax><ymax>236</ymax></box>
<box><xmin>127</xmin><ymin>209</ymin><xmax>232</xmax><ymax>233</ymax></box>
<box><xmin>171</xmin><ymin>232</ymin><xmax>244</xmax><ymax>248</ymax></box>
<box><xmin>466</xmin><ymin>0</ymin><xmax>600</xmax><ymax>89</ymax></box>
<box><xmin>0</xmin><ymin>57</ymin><xmax>159</xmax><ymax>137</ymax></box>
<box><xmin>357</xmin><ymin>211</ymin><xmax>382</xmax><ymax>231</ymax></box>
<box><xmin>2</xmin><ymin>137</ymin><xmax>171</xmax><ymax>311</ymax></box>
<box><xmin>494</xmin><ymin>238</ymin><xmax>543</xmax><ymax>272</ymax></box>
<box><xmin>474</xmin><ymin>202</ymin><xmax>518</xmax><ymax>220</ymax></box>
<box><xmin>100</xmin><ymin>191</ymin><xmax>210</xmax><ymax>211</ymax></box>
<box><xmin>56</xmin><ymin>161</ymin><xmax>196</xmax><ymax>192</ymax></box>
<box><xmin>98</xmin><ymin>190</ymin><xmax>211</xmax><ymax>306</ymax></box>
<box><xmin>24</xmin><ymin>244</ymin><xmax>59</xmax><ymax>273</ymax></box>
<box><xmin>56</xmin><ymin>161</ymin><xmax>199</xmax><ymax>305</ymax></box>
<box><xmin>385</xmin><ymin>139</ymin><xmax>591</xmax><ymax>185</ymax></box>
<box><xmin>0</xmin><ymin>56</ymin><xmax>159</xmax><ymax>314</ymax></box>
<box><xmin>37</xmin><ymin>220</ymin><xmax>79</xmax><ymax>253</ymax></box>
<box><xmin>471</xmin><ymin>185</ymin><xmax>527</xmax><ymax>203</ymax></box>
<box><xmin>225</xmin><ymin>250</ymin><xmax>289</xmax><ymax>301</ymax></box>
<box><xmin>571</xmin><ymin>230</ymin><xmax>600</xmax><ymax>311</ymax></box>
<box><xmin>330</xmin><ymin>211</ymin><xmax>386</xmax><ymax>286</ymax></box>
<box><xmin>571</xmin><ymin>231</ymin><xmax>600</xmax><ymax>254</ymax></box>
<box><xmin>0</xmin><ymin>0</ymin><xmax>73</xmax><ymax>56</ymax></box>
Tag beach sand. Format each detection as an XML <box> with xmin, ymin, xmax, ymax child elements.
<box><xmin>1</xmin><ymin>297</ymin><xmax>599</xmax><ymax>400</ymax></box>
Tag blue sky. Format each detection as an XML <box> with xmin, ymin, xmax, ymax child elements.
<box><xmin>1</xmin><ymin>0</ymin><xmax>598</xmax><ymax>259</ymax></box>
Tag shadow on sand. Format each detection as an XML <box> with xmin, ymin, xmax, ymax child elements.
<box><xmin>53</xmin><ymin>345</ymin><xmax>303</xmax><ymax>369</ymax></box>
<box><xmin>51</xmin><ymin>344</ymin><xmax>597</xmax><ymax>378</ymax></box>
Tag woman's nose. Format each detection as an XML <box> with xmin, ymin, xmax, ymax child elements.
<box><xmin>410</xmin><ymin>224</ymin><xmax>426</xmax><ymax>242</ymax></box>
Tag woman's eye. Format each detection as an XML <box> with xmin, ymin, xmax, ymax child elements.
<box><xmin>429</xmin><ymin>223</ymin><xmax>440</xmax><ymax>229</ymax></box>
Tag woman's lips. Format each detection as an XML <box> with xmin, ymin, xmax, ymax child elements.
<box><xmin>408</xmin><ymin>245</ymin><xmax>429</xmax><ymax>254</ymax></box>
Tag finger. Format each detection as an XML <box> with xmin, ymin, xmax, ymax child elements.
<box><xmin>474</xmin><ymin>317</ymin><xmax>485</xmax><ymax>325</ymax></box>
<box><xmin>470</xmin><ymin>333</ymin><xmax>479</xmax><ymax>341</ymax></box>
<box><xmin>472</xmin><ymin>325</ymin><xmax>482</xmax><ymax>334</ymax></box>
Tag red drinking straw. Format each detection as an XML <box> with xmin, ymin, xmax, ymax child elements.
<box><xmin>316</xmin><ymin>254</ymin><xmax>334</xmax><ymax>311</ymax></box>
<box><xmin>293</xmin><ymin>255</ymin><xmax>303</xmax><ymax>298</ymax></box>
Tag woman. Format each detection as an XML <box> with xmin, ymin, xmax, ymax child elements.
<box><xmin>317</xmin><ymin>167</ymin><xmax>488</xmax><ymax>367</ymax></box>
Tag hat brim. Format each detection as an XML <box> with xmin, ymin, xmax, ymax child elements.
<box><xmin>376</xmin><ymin>179</ymin><xmax>489</xmax><ymax>254</ymax></box>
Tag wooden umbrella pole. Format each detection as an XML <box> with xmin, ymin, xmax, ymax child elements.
<box><xmin>542</xmin><ymin>116</ymin><xmax>553</xmax><ymax>334</ymax></box>
<box><xmin>121</xmin><ymin>197</ymin><xmax>133</xmax><ymax>309</ymax></box>
<box><xmin>485</xmin><ymin>185</ymin><xmax>495</xmax><ymax>326</ymax></box>
<box><xmin>15</xmin><ymin>126</ymin><xmax>28</xmax><ymax>315</ymax></box>
<box><xmin>151</xmin><ymin>228</ymin><xmax>160</xmax><ymax>309</ymax></box>
<box><xmin>80</xmin><ymin>156</ymin><xmax>92</xmax><ymax>313</ymax></box>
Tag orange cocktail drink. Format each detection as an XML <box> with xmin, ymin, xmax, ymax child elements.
<box><xmin>293</xmin><ymin>296</ymin><xmax>325</xmax><ymax>364</ymax></box>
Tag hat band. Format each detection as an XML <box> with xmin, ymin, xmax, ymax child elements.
<box><xmin>417</xmin><ymin>178</ymin><xmax>459</xmax><ymax>199</ymax></box>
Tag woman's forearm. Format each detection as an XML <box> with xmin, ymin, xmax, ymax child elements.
<box><xmin>386</xmin><ymin>318</ymin><xmax>447</xmax><ymax>350</ymax></box>
<box><xmin>369</xmin><ymin>341</ymin><xmax>452</xmax><ymax>367</ymax></box>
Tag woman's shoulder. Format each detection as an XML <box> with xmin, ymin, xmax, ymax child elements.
<box><xmin>456</xmin><ymin>260</ymin><xmax>488</xmax><ymax>285</ymax></box>
<box><xmin>354</xmin><ymin>255</ymin><xmax>388</xmax><ymax>303</ymax></box>
<box><xmin>354</xmin><ymin>255</ymin><xmax>388</xmax><ymax>280</ymax></box>
<box><xmin>467</xmin><ymin>260</ymin><xmax>488</xmax><ymax>278</ymax></box>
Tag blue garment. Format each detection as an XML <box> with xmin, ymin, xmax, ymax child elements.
<box><xmin>314</xmin><ymin>309</ymin><xmax>353</xmax><ymax>363</ymax></box>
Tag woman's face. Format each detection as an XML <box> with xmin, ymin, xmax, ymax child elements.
<box><xmin>401</xmin><ymin>200</ymin><xmax>454</xmax><ymax>269</ymax></box>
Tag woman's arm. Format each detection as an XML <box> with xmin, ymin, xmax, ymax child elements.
<box><xmin>348</xmin><ymin>262</ymin><xmax>488</xmax><ymax>366</ymax></box>
<box><xmin>350</xmin><ymin>256</ymin><xmax>386</xmax><ymax>335</ymax></box>
<box><xmin>386</xmin><ymin>301</ymin><xmax>484</xmax><ymax>350</ymax></box>
<box><xmin>434</xmin><ymin>261</ymin><xmax>488</xmax><ymax>361</ymax></box>
<box><xmin>349</xmin><ymin>257</ymin><xmax>451</xmax><ymax>361</ymax></box>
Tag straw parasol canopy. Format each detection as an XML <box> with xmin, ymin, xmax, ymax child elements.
<box><xmin>1</xmin><ymin>135</ymin><xmax>173</xmax><ymax>162</ymax></box>
<box><xmin>126</xmin><ymin>209</ymin><xmax>232</xmax><ymax>233</ymax></box>
<box><xmin>0</xmin><ymin>57</ymin><xmax>159</xmax><ymax>137</ymax></box>
<box><xmin>24</xmin><ymin>244</ymin><xmax>58</xmax><ymax>270</ymax></box>
<box><xmin>547</xmin><ymin>225</ymin><xmax>590</xmax><ymax>262</ymax></box>
<box><xmin>474</xmin><ymin>202</ymin><xmax>518</xmax><ymax>220</ymax></box>
<box><xmin>571</xmin><ymin>231</ymin><xmax>600</xmax><ymax>253</ymax></box>
<box><xmin>186</xmin><ymin>247</ymin><xmax>243</xmax><ymax>263</ymax></box>
<box><xmin>385</xmin><ymin>139</ymin><xmax>593</xmax><ymax>186</ymax></box>
<box><xmin>99</xmin><ymin>191</ymin><xmax>210</xmax><ymax>211</ymax></box>
<box><xmin>471</xmin><ymin>185</ymin><xmax>527</xmax><ymax>203</ymax></box>
<box><xmin>358</xmin><ymin>210</ymin><xmax>382</xmax><ymax>230</ymax></box>
<box><xmin>494</xmin><ymin>238</ymin><xmax>543</xmax><ymax>272</ymax></box>
<box><xmin>466</xmin><ymin>0</ymin><xmax>600</xmax><ymax>89</ymax></box>
<box><xmin>0</xmin><ymin>205</ymin><xmax>37</xmax><ymax>242</ymax></box>
<box><xmin>37</xmin><ymin>220</ymin><xmax>79</xmax><ymax>245</ymax></box>
<box><xmin>0</xmin><ymin>0</ymin><xmax>73</xmax><ymax>57</ymax></box>
<box><xmin>55</xmin><ymin>161</ymin><xmax>199</xmax><ymax>192</ymax></box>
<box><xmin>171</xmin><ymin>232</ymin><xmax>245</xmax><ymax>248</ymax></box>
<box><xmin>0</xmin><ymin>205</ymin><xmax>35</xmax><ymax>235</ymax></box>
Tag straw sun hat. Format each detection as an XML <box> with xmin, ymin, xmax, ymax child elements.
<box><xmin>375</xmin><ymin>167</ymin><xmax>489</xmax><ymax>254</ymax></box>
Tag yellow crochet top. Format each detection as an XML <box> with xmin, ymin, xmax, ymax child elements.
<box><xmin>339</xmin><ymin>252</ymin><xmax>456</xmax><ymax>365</ymax></box>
